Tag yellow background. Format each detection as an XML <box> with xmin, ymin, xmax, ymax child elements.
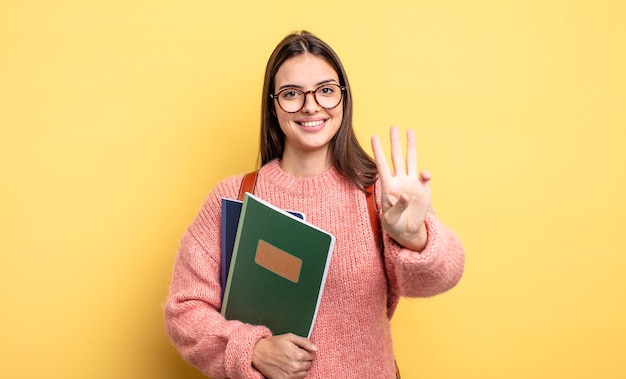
<box><xmin>1</xmin><ymin>1</ymin><xmax>625</xmax><ymax>378</ymax></box>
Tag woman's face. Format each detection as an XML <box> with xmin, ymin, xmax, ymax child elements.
<box><xmin>273</xmin><ymin>53</ymin><xmax>343</xmax><ymax>162</ymax></box>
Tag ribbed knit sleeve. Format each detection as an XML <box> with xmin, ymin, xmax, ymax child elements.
<box><xmin>164</xmin><ymin>175</ymin><xmax>272</xmax><ymax>379</ymax></box>
<box><xmin>376</xmin><ymin>179</ymin><xmax>466</xmax><ymax>298</ymax></box>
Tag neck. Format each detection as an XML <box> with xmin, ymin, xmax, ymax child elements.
<box><xmin>279</xmin><ymin>148</ymin><xmax>333</xmax><ymax>178</ymax></box>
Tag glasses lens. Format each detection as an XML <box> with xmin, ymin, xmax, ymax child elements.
<box><xmin>277</xmin><ymin>89</ymin><xmax>304</xmax><ymax>113</ymax></box>
<box><xmin>315</xmin><ymin>84</ymin><xmax>343</xmax><ymax>109</ymax></box>
<box><xmin>276</xmin><ymin>84</ymin><xmax>343</xmax><ymax>113</ymax></box>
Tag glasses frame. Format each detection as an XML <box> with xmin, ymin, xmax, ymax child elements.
<box><xmin>270</xmin><ymin>83</ymin><xmax>346</xmax><ymax>114</ymax></box>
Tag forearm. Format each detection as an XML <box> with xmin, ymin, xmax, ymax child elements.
<box><xmin>165</xmin><ymin>298</ymin><xmax>271</xmax><ymax>378</ymax></box>
<box><xmin>383</xmin><ymin>212</ymin><xmax>465</xmax><ymax>298</ymax></box>
<box><xmin>164</xmin><ymin>232</ymin><xmax>271</xmax><ymax>378</ymax></box>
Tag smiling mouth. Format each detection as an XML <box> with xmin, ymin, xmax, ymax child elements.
<box><xmin>298</xmin><ymin>120</ymin><xmax>326</xmax><ymax>127</ymax></box>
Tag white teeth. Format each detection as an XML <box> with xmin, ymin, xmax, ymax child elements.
<box><xmin>300</xmin><ymin>120</ymin><xmax>324</xmax><ymax>127</ymax></box>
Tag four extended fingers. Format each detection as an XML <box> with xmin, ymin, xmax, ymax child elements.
<box><xmin>372</xmin><ymin>126</ymin><xmax>419</xmax><ymax>179</ymax></box>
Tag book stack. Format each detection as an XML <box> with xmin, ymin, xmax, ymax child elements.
<box><xmin>220</xmin><ymin>193</ymin><xmax>335</xmax><ymax>338</ymax></box>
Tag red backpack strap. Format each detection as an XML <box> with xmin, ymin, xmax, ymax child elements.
<box><xmin>365</xmin><ymin>183</ymin><xmax>382</xmax><ymax>249</ymax></box>
<box><xmin>238</xmin><ymin>171</ymin><xmax>258</xmax><ymax>200</ymax></box>
<box><xmin>367</xmin><ymin>182</ymin><xmax>400</xmax><ymax>319</ymax></box>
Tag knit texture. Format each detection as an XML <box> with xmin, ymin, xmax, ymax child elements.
<box><xmin>164</xmin><ymin>160</ymin><xmax>465</xmax><ymax>378</ymax></box>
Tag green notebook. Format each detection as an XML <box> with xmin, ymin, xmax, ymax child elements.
<box><xmin>221</xmin><ymin>193</ymin><xmax>335</xmax><ymax>338</ymax></box>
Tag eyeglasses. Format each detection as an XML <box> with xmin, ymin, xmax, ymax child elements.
<box><xmin>270</xmin><ymin>83</ymin><xmax>346</xmax><ymax>113</ymax></box>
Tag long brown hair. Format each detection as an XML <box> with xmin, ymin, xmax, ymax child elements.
<box><xmin>259</xmin><ymin>31</ymin><xmax>377</xmax><ymax>191</ymax></box>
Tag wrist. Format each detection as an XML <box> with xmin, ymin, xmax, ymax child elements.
<box><xmin>398</xmin><ymin>224</ymin><xmax>428</xmax><ymax>252</ymax></box>
<box><xmin>251</xmin><ymin>337</ymin><xmax>268</xmax><ymax>372</ymax></box>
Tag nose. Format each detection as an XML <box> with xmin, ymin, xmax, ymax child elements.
<box><xmin>300</xmin><ymin>90</ymin><xmax>320</xmax><ymax>113</ymax></box>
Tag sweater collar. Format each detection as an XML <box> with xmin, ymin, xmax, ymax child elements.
<box><xmin>259</xmin><ymin>159</ymin><xmax>346</xmax><ymax>194</ymax></box>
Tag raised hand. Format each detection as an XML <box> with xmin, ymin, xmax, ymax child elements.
<box><xmin>252</xmin><ymin>333</ymin><xmax>318</xmax><ymax>379</ymax></box>
<box><xmin>371</xmin><ymin>126</ymin><xmax>432</xmax><ymax>252</ymax></box>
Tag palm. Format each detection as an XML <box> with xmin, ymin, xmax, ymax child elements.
<box><xmin>371</xmin><ymin>127</ymin><xmax>431</xmax><ymax>251</ymax></box>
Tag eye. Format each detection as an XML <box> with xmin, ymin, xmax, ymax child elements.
<box><xmin>280</xmin><ymin>89</ymin><xmax>302</xmax><ymax>100</ymax></box>
<box><xmin>317</xmin><ymin>85</ymin><xmax>337</xmax><ymax>96</ymax></box>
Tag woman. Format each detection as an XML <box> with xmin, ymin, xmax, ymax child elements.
<box><xmin>164</xmin><ymin>30</ymin><xmax>465</xmax><ymax>379</ymax></box>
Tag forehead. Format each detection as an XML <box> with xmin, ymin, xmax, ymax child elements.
<box><xmin>274</xmin><ymin>53</ymin><xmax>339</xmax><ymax>88</ymax></box>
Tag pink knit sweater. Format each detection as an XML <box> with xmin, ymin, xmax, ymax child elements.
<box><xmin>164</xmin><ymin>160</ymin><xmax>465</xmax><ymax>379</ymax></box>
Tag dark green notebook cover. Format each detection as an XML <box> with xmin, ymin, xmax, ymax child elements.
<box><xmin>221</xmin><ymin>193</ymin><xmax>335</xmax><ymax>338</ymax></box>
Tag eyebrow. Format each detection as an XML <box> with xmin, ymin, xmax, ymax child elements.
<box><xmin>276</xmin><ymin>79</ymin><xmax>339</xmax><ymax>92</ymax></box>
